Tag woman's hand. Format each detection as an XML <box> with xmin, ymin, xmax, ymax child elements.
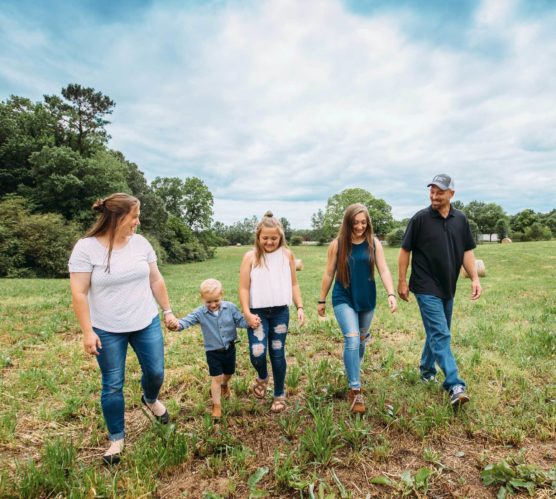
<box><xmin>388</xmin><ymin>294</ymin><xmax>398</xmax><ymax>313</ymax></box>
<box><xmin>83</xmin><ymin>331</ymin><xmax>102</xmax><ymax>356</ymax></box>
<box><xmin>297</xmin><ymin>307</ymin><xmax>305</xmax><ymax>326</ymax></box>
<box><xmin>317</xmin><ymin>303</ymin><xmax>326</xmax><ymax>317</ymax></box>
<box><xmin>164</xmin><ymin>312</ymin><xmax>178</xmax><ymax>330</ymax></box>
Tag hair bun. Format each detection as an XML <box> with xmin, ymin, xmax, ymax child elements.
<box><xmin>264</xmin><ymin>210</ymin><xmax>274</xmax><ymax>218</ymax></box>
<box><xmin>92</xmin><ymin>199</ymin><xmax>104</xmax><ymax>212</ymax></box>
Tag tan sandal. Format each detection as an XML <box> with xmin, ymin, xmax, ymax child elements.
<box><xmin>252</xmin><ymin>378</ymin><xmax>268</xmax><ymax>399</ymax></box>
<box><xmin>270</xmin><ymin>396</ymin><xmax>287</xmax><ymax>413</ymax></box>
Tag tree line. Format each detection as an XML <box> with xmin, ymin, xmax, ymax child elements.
<box><xmin>0</xmin><ymin>84</ymin><xmax>216</xmax><ymax>277</ymax></box>
<box><xmin>1</xmin><ymin>85</ymin><xmax>553</xmax><ymax>277</ymax></box>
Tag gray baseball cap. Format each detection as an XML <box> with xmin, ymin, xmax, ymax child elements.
<box><xmin>427</xmin><ymin>173</ymin><xmax>454</xmax><ymax>190</ymax></box>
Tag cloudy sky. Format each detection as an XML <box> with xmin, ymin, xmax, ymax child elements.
<box><xmin>1</xmin><ymin>0</ymin><xmax>555</xmax><ymax>227</ymax></box>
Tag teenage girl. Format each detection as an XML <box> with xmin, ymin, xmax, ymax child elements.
<box><xmin>317</xmin><ymin>203</ymin><xmax>397</xmax><ymax>414</ymax></box>
<box><xmin>239</xmin><ymin>211</ymin><xmax>305</xmax><ymax>413</ymax></box>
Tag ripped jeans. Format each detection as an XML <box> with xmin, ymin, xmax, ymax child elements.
<box><xmin>247</xmin><ymin>305</ymin><xmax>289</xmax><ymax>397</ymax></box>
<box><xmin>333</xmin><ymin>303</ymin><xmax>374</xmax><ymax>389</ymax></box>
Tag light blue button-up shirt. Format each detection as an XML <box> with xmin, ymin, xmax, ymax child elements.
<box><xmin>177</xmin><ymin>301</ymin><xmax>248</xmax><ymax>352</ymax></box>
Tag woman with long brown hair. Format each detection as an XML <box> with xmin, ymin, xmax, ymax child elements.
<box><xmin>317</xmin><ymin>203</ymin><xmax>397</xmax><ymax>414</ymax></box>
<box><xmin>69</xmin><ymin>193</ymin><xmax>176</xmax><ymax>464</ymax></box>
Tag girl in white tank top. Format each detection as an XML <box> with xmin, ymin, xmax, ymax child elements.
<box><xmin>239</xmin><ymin>211</ymin><xmax>305</xmax><ymax>414</ymax></box>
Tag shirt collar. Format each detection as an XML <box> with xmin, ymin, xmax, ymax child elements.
<box><xmin>429</xmin><ymin>205</ymin><xmax>455</xmax><ymax>219</ymax></box>
<box><xmin>202</xmin><ymin>302</ymin><xmax>227</xmax><ymax>314</ymax></box>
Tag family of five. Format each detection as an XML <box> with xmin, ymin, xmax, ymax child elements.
<box><xmin>69</xmin><ymin>174</ymin><xmax>482</xmax><ymax>464</ymax></box>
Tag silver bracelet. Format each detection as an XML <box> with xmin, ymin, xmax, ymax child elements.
<box><xmin>162</xmin><ymin>309</ymin><xmax>173</xmax><ymax>315</ymax></box>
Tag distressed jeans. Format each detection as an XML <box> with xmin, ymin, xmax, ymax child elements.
<box><xmin>94</xmin><ymin>315</ymin><xmax>165</xmax><ymax>441</ymax></box>
<box><xmin>415</xmin><ymin>294</ymin><xmax>465</xmax><ymax>391</ymax></box>
<box><xmin>247</xmin><ymin>305</ymin><xmax>289</xmax><ymax>397</ymax></box>
<box><xmin>333</xmin><ymin>303</ymin><xmax>374</xmax><ymax>389</ymax></box>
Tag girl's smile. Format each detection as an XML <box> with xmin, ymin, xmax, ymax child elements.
<box><xmin>259</xmin><ymin>227</ymin><xmax>281</xmax><ymax>253</ymax></box>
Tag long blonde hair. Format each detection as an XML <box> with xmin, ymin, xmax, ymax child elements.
<box><xmin>85</xmin><ymin>193</ymin><xmax>139</xmax><ymax>272</ymax></box>
<box><xmin>336</xmin><ymin>203</ymin><xmax>375</xmax><ymax>287</ymax></box>
<box><xmin>253</xmin><ymin>210</ymin><xmax>287</xmax><ymax>267</ymax></box>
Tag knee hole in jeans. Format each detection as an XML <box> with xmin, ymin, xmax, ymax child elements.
<box><xmin>274</xmin><ymin>324</ymin><xmax>287</xmax><ymax>334</ymax></box>
<box><xmin>252</xmin><ymin>343</ymin><xmax>265</xmax><ymax>357</ymax></box>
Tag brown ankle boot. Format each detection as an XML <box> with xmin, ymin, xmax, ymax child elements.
<box><xmin>348</xmin><ymin>389</ymin><xmax>366</xmax><ymax>414</ymax></box>
<box><xmin>211</xmin><ymin>403</ymin><xmax>222</xmax><ymax>418</ymax></box>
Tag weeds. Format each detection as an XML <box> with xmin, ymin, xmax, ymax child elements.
<box><xmin>1</xmin><ymin>242</ymin><xmax>555</xmax><ymax>496</ymax></box>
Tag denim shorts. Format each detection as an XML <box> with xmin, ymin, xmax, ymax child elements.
<box><xmin>205</xmin><ymin>344</ymin><xmax>236</xmax><ymax>376</ymax></box>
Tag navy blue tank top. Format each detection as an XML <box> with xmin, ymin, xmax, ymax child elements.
<box><xmin>332</xmin><ymin>240</ymin><xmax>376</xmax><ymax>312</ymax></box>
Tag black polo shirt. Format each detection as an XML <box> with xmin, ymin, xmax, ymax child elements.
<box><xmin>401</xmin><ymin>205</ymin><xmax>476</xmax><ymax>300</ymax></box>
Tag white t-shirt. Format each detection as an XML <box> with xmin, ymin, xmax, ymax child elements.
<box><xmin>68</xmin><ymin>234</ymin><xmax>159</xmax><ymax>332</ymax></box>
<box><xmin>249</xmin><ymin>247</ymin><xmax>293</xmax><ymax>308</ymax></box>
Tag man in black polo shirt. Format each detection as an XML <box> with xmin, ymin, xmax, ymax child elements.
<box><xmin>397</xmin><ymin>174</ymin><xmax>482</xmax><ymax>408</ymax></box>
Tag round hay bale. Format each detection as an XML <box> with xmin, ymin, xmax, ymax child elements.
<box><xmin>501</xmin><ymin>237</ymin><xmax>512</xmax><ymax>244</ymax></box>
<box><xmin>295</xmin><ymin>258</ymin><xmax>304</xmax><ymax>271</ymax></box>
<box><xmin>460</xmin><ymin>259</ymin><xmax>486</xmax><ymax>278</ymax></box>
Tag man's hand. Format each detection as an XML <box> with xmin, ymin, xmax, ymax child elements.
<box><xmin>397</xmin><ymin>281</ymin><xmax>410</xmax><ymax>302</ymax></box>
<box><xmin>471</xmin><ymin>279</ymin><xmax>482</xmax><ymax>300</ymax></box>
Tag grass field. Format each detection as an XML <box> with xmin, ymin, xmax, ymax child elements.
<box><xmin>0</xmin><ymin>241</ymin><xmax>555</xmax><ymax>498</ymax></box>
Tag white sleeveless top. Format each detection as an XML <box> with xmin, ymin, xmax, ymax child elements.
<box><xmin>249</xmin><ymin>247</ymin><xmax>293</xmax><ymax>308</ymax></box>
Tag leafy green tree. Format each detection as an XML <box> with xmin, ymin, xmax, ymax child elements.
<box><xmin>494</xmin><ymin>218</ymin><xmax>510</xmax><ymax>241</ymax></box>
<box><xmin>323</xmin><ymin>188</ymin><xmax>394</xmax><ymax>237</ymax></box>
<box><xmin>0</xmin><ymin>96</ymin><xmax>58</xmax><ymax>196</ymax></box>
<box><xmin>125</xmin><ymin>160</ymin><xmax>168</xmax><ymax>239</ymax></box>
<box><xmin>152</xmin><ymin>176</ymin><xmax>214</xmax><ymax>231</ymax></box>
<box><xmin>26</xmin><ymin>147</ymin><xmax>128</xmax><ymax>223</ymax></box>
<box><xmin>452</xmin><ymin>200</ymin><xmax>465</xmax><ymax>211</ymax></box>
<box><xmin>468</xmin><ymin>219</ymin><xmax>479</xmax><ymax>244</ymax></box>
<box><xmin>43</xmin><ymin>84</ymin><xmax>115</xmax><ymax>156</ymax></box>
<box><xmin>310</xmin><ymin>208</ymin><xmax>328</xmax><ymax>244</ymax></box>
<box><xmin>510</xmin><ymin>209</ymin><xmax>539</xmax><ymax>234</ymax></box>
<box><xmin>280</xmin><ymin>217</ymin><xmax>292</xmax><ymax>242</ymax></box>
<box><xmin>539</xmin><ymin>209</ymin><xmax>556</xmax><ymax>236</ymax></box>
<box><xmin>463</xmin><ymin>201</ymin><xmax>506</xmax><ymax>241</ymax></box>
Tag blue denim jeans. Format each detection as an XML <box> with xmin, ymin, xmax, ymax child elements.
<box><xmin>415</xmin><ymin>294</ymin><xmax>465</xmax><ymax>391</ymax></box>
<box><xmin>248</xmin><ymin>306</ymin><xmax>289</xmax><ymax>397</ymax></box>
<box><xmin>333</xmin><ymin>303</ymin><xmax>374</xmax><ymax>389</ymax></box>
<box><xmin>94</xmin><ymin>315</ymin><xmax>164</xmax><ymax>441</ymax></box>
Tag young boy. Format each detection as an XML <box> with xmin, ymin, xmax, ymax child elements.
<box><xmin>168</xmin><ymin>279</ymin><xmax>256</xmax><ymax>418</ymax></box>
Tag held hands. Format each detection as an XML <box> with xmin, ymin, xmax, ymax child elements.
<box><xmin>164</xmin><ymin>313</ymin><xmax>179</xmax><ymax>331</ymax></box>
<box><xmin>246</xmin><ymin>313</ymin><xmax>261</xmax><ymax>329</ymax></box>
<box><xmin>83</xmin><ymin>331</ymin><xmax>102</xmax><ymax>356</ymax></box>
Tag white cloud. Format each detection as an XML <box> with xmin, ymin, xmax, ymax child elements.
<box><xmin>1</xmin><ymin>0</ymin><xmax>556</xmax><ymax>226</ymax></box>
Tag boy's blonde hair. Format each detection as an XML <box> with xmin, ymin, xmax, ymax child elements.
<box><xmin>253</xmin><ymin>210</ymin><xmax>287</xmax><ymax>267</ymax></box>
<box><xmin>200</xmin><ymin>278</ymin><xmax>223</xmax><ymax>296</ymax></box>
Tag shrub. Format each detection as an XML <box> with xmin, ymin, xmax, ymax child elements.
<box><xmin>385</xmin><ymin>228</ymin><xmax>405</xmax><ymax>247</ymax></box>
<box><xmin>290</xmin><ymin>235</ymin><xmax>303</xmax><ymax>246</ymax></box>
<box><xmin>510</xmin><ymin>231</ymin><xmax>524</xmax><ymax>242</ymax></box>
<box><xmin>0</xmin><ymin>196</ymin><xmax>81</xmax><ymax>277</ymax></box>
<box><xmin>523</xmin><ymin>223</ymin><xmax>552</xmax><ymax>241</ymax></box>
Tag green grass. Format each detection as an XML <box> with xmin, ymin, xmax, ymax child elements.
<box><xmin>0</xmin><ymin>241</ymin><xmax>555</xmax><ymax>497</ymax></box>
